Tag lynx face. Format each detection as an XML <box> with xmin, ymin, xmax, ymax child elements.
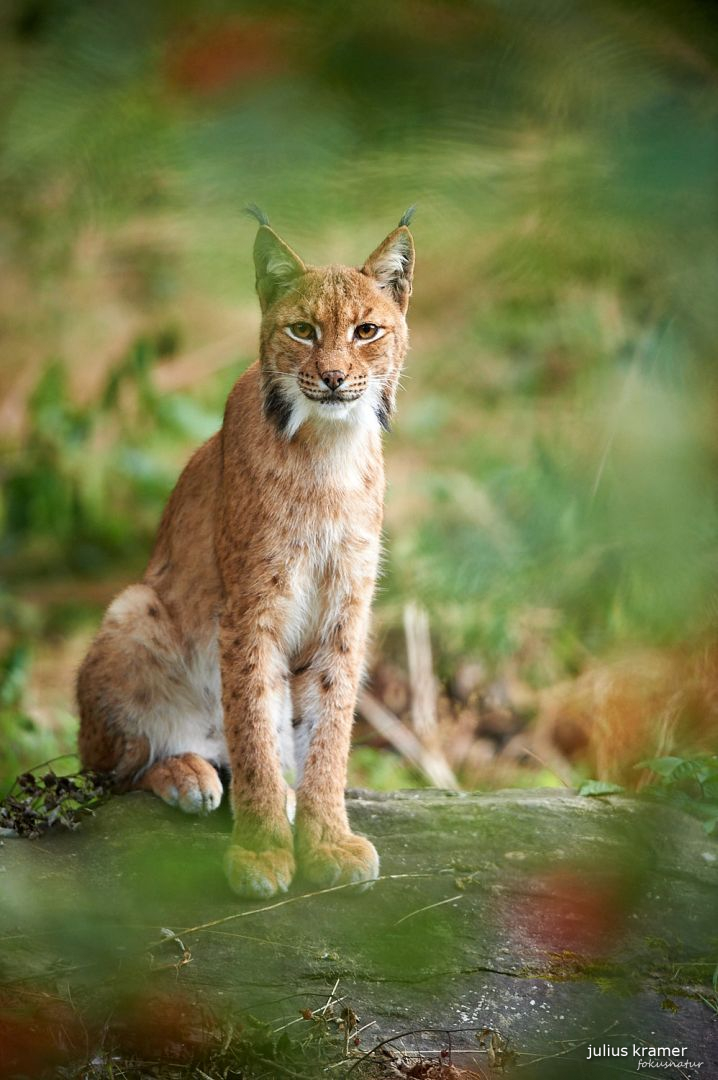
<box><xmin>254</xmin><ymin>223</ymin><xmax>414</xmax><ymax>440</ymax></box>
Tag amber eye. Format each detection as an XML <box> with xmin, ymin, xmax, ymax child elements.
<box><xmin>288</xmin><ymin>322</ymin><xmax>315</xmax><ymax>341</ymax></box>
<box><xmin>354</xmin><ymin>323</ymin><xmax>379</xmax><ymax>341</ymax></box>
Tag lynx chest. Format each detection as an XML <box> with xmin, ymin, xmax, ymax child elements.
<box><xmin>277</xmin><ymin>489</ymin><xmax>381</xmax><ymax>661</ymax></box>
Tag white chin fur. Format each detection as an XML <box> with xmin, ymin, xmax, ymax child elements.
<box><xmin>283</xmin><ymin>380</ymin><xmax>382</xmax><ymax>440</ymax></box>
<box><xmin>312</xmin><ymin>400</ymin><xmax>354</xmax><ymax>421</ymax></box>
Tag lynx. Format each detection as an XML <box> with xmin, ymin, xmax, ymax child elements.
<box><xmin>77</xmin><ymin>209</ymin><xmax>415</xmax><ymax>898</ymax></box>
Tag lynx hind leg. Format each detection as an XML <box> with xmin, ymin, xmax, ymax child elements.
<box><xmin>77</xmin><ymin>584</ymin><xmax>225</xmax><ymax>813</ymax></box>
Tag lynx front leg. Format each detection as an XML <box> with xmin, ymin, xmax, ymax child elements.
<box><xmin>292</xmin><ymin>599</ymin><xmax>379</xmax><ymax>890</ymax></box>
<box><xmin>220</xmin><ymin>599</ymin><xmax>295</xmax><ymax>899</ymax></box>
<box><xmin>137</xmin><ymin>753</ymin><xmax>223</xmax><ymax>814</ymax></box>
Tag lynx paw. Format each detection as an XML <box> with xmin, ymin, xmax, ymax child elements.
<box><xmin>140</xmin><ymin>753</ymin><xmax>223</xmax><ymax>815</ymax></box>
<box><xmin>224</xmin><ymin>845</ymin><xmax>296</xmax><ymax>899</ymax></box>
<box><xmin>298</xmin><ymin>833</ymin><xmax>379</xmax><ymax>890</ymax></box>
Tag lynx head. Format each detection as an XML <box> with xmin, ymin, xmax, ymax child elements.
<box><xmin>249</xmin><ymin>207</ymin><xmax>415</xmax><ymax>440</ymax></box>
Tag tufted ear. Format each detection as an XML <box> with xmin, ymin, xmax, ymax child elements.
<box><xmin>362</xmin><ymin>224</ymin><xmax>415</xmax><ymax>313</ymax></box>
<box><xmin>253</xmin><ymin>225</ymin><xmax>306</xmax><ymax>311</ymax></box>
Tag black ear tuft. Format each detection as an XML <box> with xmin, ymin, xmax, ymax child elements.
<box><xmin>398</xmin><ymin>205</ymin><xmax>416</xmax><ymax>228</ymax></box>
<box><xmin>245</xmin><ymin>203</ymin><xmax>270</xmax><ymax>226</ymax></box>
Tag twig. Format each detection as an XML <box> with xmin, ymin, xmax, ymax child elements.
<box><xmin>395</xmin><ymin>895</ymin><xmax>463</xmax><ymax>926</ymax></box>
<box><xmin>404</xmin><ymin>602</ymin><xmax>438</xmax><ymax>740</ymax></box>
<box><xmin>272</xmin><ymin>988</ymin><xmax>345</xmax><ymax>1034</ymax></box>
<box><xmin>324</xmin><ymin>1023</ymin><xmax>377</xmax><ymax>1071</ymax></box>
<box><xmin>345</xmin><ymin>1026</ymin><xmax>505</xmax><ymax>1075</ymax></box>
<box><xmin>5</xmin><ymin>754</ymin><xmax>80</xmax><ymax>797</ymax></box>
<box><xmin>324</xmin><ymin>977</ymin><xmax>341</xmax><ymax>1014</ymax></box>
<box><xmin>357</xmin><ymin>691</ymin><xmax>458</xmax><ymax>790</ymax></box>
<box><xmin>516</xmin><ymin>1020</ymin><xmax>618</xmax><ymax>1068</ymax></box>
<box><xmin>697</xmin><ymin>992</ymin><xmax>718</xmax><ymax>1016</ymax></box>
<box><xmin>517</xmin><ymin>745</ymin><xmax>571</xmax><ymax>787</ymax></box>
<box><xmin>354</xmin><ymin>1020</ymin><xmax>377</xmax><ymax>1039</ymax></box>
<box><xmin>403</xmin><ymin>602</ymin><xmax>459</xmax><ymax>790</ymax></box>
<box><xmin>628</xmin><ymin>1032</ymin><xmax>692</xmax><ymax>1080</ymax></box>
<box><xmin>195</xmin><ymin>928</ymin><xmax>308</xmax><ymax>952</ymax></box>
<box><xmin>161</xmin><ymin>871</ymin><xmax>440</xmax><ymax>945</ymax></box>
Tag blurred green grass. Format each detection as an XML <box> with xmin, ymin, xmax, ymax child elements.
<box><xmin>1</xmin><ymin>0</ymin><xmax>718</xmax><ymax>787</ymax></box>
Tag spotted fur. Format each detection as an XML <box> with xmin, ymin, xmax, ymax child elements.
<box><xmin>77</xmin><ymin>214</ymin><xmax>415</xmax><ymax>898</ymax></box>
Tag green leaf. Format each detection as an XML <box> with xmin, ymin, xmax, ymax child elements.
<box><xmin>578</xmin><ymin>779</ymin><xmax>625</xmax><ymax>797</ymax></box>
<box><xmin>637</xmin><ymin>756</ymin><xmax>686</xmax><ymax>778</ymax></box>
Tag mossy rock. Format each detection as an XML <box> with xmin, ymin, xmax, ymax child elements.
<box><xmin>1</xmin><ymin>789</ymin><xmax>716</xmax><ymax>1076</ymax></box>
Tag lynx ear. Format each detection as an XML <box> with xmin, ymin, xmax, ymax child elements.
<box><xmin>362</xmin><ymin>224</ymin><xmax>415</xmax><ymax>313</ymax></box>
<box><xmin>253</xmin><ymin>225</ymin><xmax>306</xmax><ymax>311</ymax></box>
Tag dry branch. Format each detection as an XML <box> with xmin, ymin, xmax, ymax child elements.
<box><xmin>404</xmin><ymin>602</ymin><xmax>438</xmax><ymax>739</ymax></box>
<box><xmin>357</xmin><ymin>690</ymin><xmax>458</xmax><ymax>790</ymax></box>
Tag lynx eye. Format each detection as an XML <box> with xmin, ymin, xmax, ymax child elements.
<box><xmin>287</xmin><ymin>322</ymin><xmax>316</xmax><ymax>342</ymax></box>
<box><xmin>354</xmin><ymin>323</ymin><xmax>381</xmax><ymax>342</ymax></box>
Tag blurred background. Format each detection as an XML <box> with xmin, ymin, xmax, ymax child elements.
<box><xmin>2</xmin><ymin>0</ymin><xmax>718</xmax><ymax>795</ymax></box>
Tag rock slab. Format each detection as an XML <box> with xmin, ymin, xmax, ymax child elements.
<box><xmin>1</xmin><ymin>788</ymin><xmax>717</xmax><ymax>1077</ymax></box>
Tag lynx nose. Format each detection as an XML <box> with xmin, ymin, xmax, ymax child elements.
<box><xmin>320</xmin><ymin>370</ymin><xmax>346</xmax><ymax>391</ymax></box>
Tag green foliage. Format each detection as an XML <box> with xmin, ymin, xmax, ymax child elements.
<box><xmin>0</xmin><ymin>641</ymin><xmax>30</xmax><ymax>709</ymax></box>
<box><xmin>578</xmin><ymin>780</ymin><xmax>625</xmax><ymax>797</ymax></box>
<box><xmin>348</xmin><ymin>746</ymin><xmax>427</xmax><ymax>791</ymax></box>
<box><xmin>386</xmin><ymin>316</ymin><xmax>718</xmax><ymax>665</ymax></box>
<box><xmin>638</xmin><ymin>754</ymin><xmax>718</xmax><ymax>835</ymax></box>
<box><xmin>0</xmin><ymin>714</ymin><xmax>74</xmax><ymax>793</ymax></box>
<box><xmin>1</xmin><ymin>338</ymin><xmax>223</xmax><ymax>578</ymax></box>
<box><xmin>0</xmin><ymin>641</ymin><xmax>76</xmax><ymax>793</ymax></box>
<box><xmin>578</xmin><ymin>757</ymin><xmax>718</xmax><ymax>834</ymax></box>
<box><xmin>0</xmin><ymin>767</ymin><xmax>110</xmax><ymax>838</ymax></box>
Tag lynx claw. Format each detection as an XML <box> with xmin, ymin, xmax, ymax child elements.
<box><xmin>141</xmin><ymin>753</ymin><xmax>223</xmax><ymax>815</ymax></box>
<box><xmin>224</xmin><ymin>845</ymin><xmax>296</xmax><ymax>899</ymax></box>
<box><xmin>164</xmin><ymin>779</ymin><xmax>222</xmax><ymax>815</ymax></box>
<box><xmin>297</xmin><ymin>834</ymin><xmax>379</xmax><ymax>891</ymax></box>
